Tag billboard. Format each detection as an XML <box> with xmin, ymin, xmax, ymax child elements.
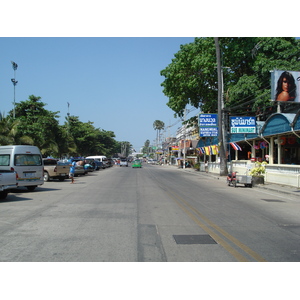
<box><xmin>271</xmin><ymin>70</ymin><xmax>300</xmax><ymax>102</ymax></box>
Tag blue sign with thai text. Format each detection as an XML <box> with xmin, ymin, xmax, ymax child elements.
<box><xmin>199</xmin><ymin>113</ymin><xmax>218</xmax><ymax>137</ymax></box>
<box><xmin>199</xmin><ymin>114</ymin><xmax>218</xmax><ymax>127</ymax></box>
<box><xmin>230</xmin><ymin>116</ymin><xmax>256</xmax><ymax>134</ymax></box>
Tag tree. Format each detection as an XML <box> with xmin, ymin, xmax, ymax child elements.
<box><xmin>67</xmin><ymin>116</ymin><xmax>119</xmax><ymax>157</ymax></box>
<box><xmin>160</xmin><ymin>37</ymin><xmax>300</xmax><ymax>119</ymax></box>
<box><xmin>142</xmin><ymin>139</ymin><xmax>150</xmax><ymax>155</ymax></box>
<box><xmin>153</xmin><ymin>120</ymin><xmax>165</xmax><ymax>148</ymax></box>
<box><xmin>160</xmin><ymin>37</ymin><xmax>217</xmax><ymax>117</ymax></box>
<box><xmin>11</xmin><ymin>95</ymin><xmax>61</xmax><ymax>156</ymax></box>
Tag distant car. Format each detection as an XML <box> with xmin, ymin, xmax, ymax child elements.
<box><xmin>132</xmin><ymin>159</ymin><xmax>142</xmax><ymax>168</ymax></box>
<box><xmin>120</xmin><ymin>158</ymin><xmax>128</xmax><ymax>167</ymax></box>
<box><xmin>106</xmin><ymin>158</ymin><xmax>114</xmax><ymax>167</ymax></box>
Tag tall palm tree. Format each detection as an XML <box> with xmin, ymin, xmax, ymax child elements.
<box><xmin>153</xmin><ymin>120</ymin><xmax>165</xmax><ymax>149</ymax></box>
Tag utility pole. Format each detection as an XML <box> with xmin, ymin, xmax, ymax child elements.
<box><xmin>214</xmin><ymin>37</ymin><xmax>228</xmax><ymax>176</ymax></box>
<box><xmin>11</xmin><ymin>61</ymin><xmax>18</xmax><ymax>119</ymax></box>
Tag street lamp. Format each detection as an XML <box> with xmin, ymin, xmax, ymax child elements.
<box><xmin>11</xmin><ymin>61</ymin><xmax>18</xmax><ymax>119</ymax></box>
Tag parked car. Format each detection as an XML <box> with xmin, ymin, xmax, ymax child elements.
<box><xmin>132</xmin><ymin>159</ymin><xmax>142</xmax><ymax>168</ymax></box>
<box><xmin>93</xmin><ymin>160</ymin><xmax>103</xmax><ymax>170</ymax></box>
<box><xmin>83</xmin><ymin>158</ymin><xmax>95</xmax><ymax>172</ymax></box>
<box><xmin>86</xmin><ymin>156</ymin><xmax>108</xmax><ymax>169</ymax></box>
<box><xmin>0</xmin><ymin>145</ymin><xmax>44</xmax><ymax>191</ymax></box>
<box><xmin>58</xmin><ymin>159</ymin><xmax>86</xmax><ymax>177</ymax></box>
<box><xmin>107</xmin><ymin>158</ymin><xmax>114</xmax><ymax>167</ymax></box>
<box><xmin>43</xmin><ymin>158</ymin><xmax>68</xmax><ymax>182</ymax></box>
<box><xmin>0</xmin><ymin>169</ymin><xmax>18</xmax><ymax>199</ymax></box>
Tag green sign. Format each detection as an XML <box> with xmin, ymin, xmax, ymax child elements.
<box><xmin>231</xmin><ymin>127</ymin><xmax>256</xmax><ymax>133</ymax></box>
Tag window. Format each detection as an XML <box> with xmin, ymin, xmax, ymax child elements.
<box><xmin>43</xmin><ymin>159</ymin><xmax>58</xmax><ymax>166</ymax></box>
<box><xmin>14</xmin><ymin>154</ymin><xmax>42</xmax><ymax>166</ymax></box>
<box><xmin>0</xmin><ymin>154</ymin><xmax>10</xmax><ymax>166</ymax></box>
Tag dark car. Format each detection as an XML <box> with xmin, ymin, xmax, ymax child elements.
<box><xmin>93</xmin><ymin>160</ymin><xmax>103</xmax><ymax>170</ymax></box>
<box><xmin>83</xmin><ymin>158</ymin><xmax>96</xmax><ymax>172</ymax></box>
<box><xmin>106</xmin><ymin>158</ymin><xmax>114</xmax><ymax>167</ymax></box>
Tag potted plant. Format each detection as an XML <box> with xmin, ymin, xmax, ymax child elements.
<box><xmin>249</xmin><ymin>161</ymin><xmax>267</xmax><ymax>185</ymax></box>
<box><xmin>193</xmin><ymin>162</ymin><xmax>200</xmax><ymax>171</ymax></box>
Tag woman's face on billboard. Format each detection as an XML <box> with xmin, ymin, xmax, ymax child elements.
<box><xmin>282</xmin><ymin>77</ymin><xmax>290</xmax><ymax>92</ymax></box>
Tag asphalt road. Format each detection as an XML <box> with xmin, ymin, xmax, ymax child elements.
<box><xmin>0</xmin><ymin>163</ymin><xmax>300</xmax><ymax>262</ymax></box>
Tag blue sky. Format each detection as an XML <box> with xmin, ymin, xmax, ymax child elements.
<box><xmin>0</xmin><ymin>2</ymin><xmax>290</xmax><ymax>152</ymax></box>
<box><xmin>0</xmin><ymin>37</ymin><xmax>196</xmax><ymax>151</ymax></box>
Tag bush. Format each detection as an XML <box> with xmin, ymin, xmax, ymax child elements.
<box><xmin>193</xmin><ymin>162</ymin><xmax>200</xmax><ymax>170</ymax></box>
<box><xmin>249</xmin><ymin>161</ymin><xmax>268</xmax><ymax>177</ymax></box>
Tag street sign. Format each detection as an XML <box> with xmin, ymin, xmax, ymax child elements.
<box><xmin>199</xmin><ymin>113</ymin><xmax>218</xmax><ymax>137</ymax></box>
<box><xmin>199</xmin><ymin>114</ymin><xmax>218</xmax><ymax>127</ymax></box>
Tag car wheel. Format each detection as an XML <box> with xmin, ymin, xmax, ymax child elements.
<box><xmin>44</xmin><ymin>171</ymin><xmax>50</xmax><ymax>182</ymax></box>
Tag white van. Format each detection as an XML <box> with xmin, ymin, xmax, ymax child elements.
<box><xmin>0</xmin><ymin>145</ymin><xmax>44</xmax><ymax>191</ymax></box>
<box><xmin>85</xmin><ymin>155</ymin><xmax>108</xmax><ymax>169</ymax></box>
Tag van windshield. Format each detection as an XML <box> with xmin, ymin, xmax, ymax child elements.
<box><xmin>14</xmin><ymin>154</ymin><xmax>42</xmax><ymax>166</ymax></box>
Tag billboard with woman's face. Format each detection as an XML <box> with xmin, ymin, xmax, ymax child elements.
<box><xmin>271</xmin><ymin>70</ymin><xmax>300</xmax><ymax>102</ymax></box>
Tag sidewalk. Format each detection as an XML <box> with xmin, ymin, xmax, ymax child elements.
<box><xmin>163</xmin><ymin>164</ymin><xmax>300</xmax><ymax>197</ymax></box>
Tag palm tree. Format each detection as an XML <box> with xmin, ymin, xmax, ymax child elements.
<box><xmin>153</xmin><ymin>120</ymin><xmax>165</xmax><ymax>149</ymax></box>
<box><xmin>0</xmin><ymin>113</ymin><xmax>34</xmax><ymax>145</ymax></box>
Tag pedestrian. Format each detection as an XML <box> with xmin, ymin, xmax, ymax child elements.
<box><xmin>69</xmin><ymin>158</ymin><xmax>76</xmax><ymax>184</ymax></box>
<box><xmin>205</xmin><ymin>161</ymin><xmax>208</xmax><ymax>173</ymax></box>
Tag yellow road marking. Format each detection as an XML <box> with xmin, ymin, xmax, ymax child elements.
<box><xmin>164</xmin><ymin>188</ymin><xmax>267</xmax><ymax>262</ymax></box>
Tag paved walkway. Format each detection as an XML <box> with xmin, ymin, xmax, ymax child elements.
<box><xmin>163</xmin><ymin>164</ymin><xmax>300</xmax><ymax>197</ymax></box>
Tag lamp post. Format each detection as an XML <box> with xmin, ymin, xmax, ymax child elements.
<box><xmin>11</xmin><ymin>61</ymin><xmax>18</xmax><ymax>119</ymax></box>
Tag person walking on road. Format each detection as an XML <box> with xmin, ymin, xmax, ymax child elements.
<box><xmin>69</xmin><ymin>158</ymin><xmax>76</xmax><ymax>184</ymax></box>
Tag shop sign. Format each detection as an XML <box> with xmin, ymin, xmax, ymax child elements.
<box><xmin>199</xmin><ymin>113</ymin><xmax>218</xmax><ymax>137</ymax></box>
<box><xmin>230</xmin><ymin>116</ymin><xmax>256</xmax><ymax>134</ymax></box>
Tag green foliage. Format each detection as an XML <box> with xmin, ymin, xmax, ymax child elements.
<box><xmin>11</xmin><ymin>95</ymin><xmax>61</xmax><ymax>156</ymax></box>
<box><xmin>161</xmin><ymin>37</ymin><xmax>300</xmax><ymax>120</ymax></box>
<box><xmin>1</xmin><ymin>95</ymin><xmax>125</xmax><ymax>158</ymax></box>
<box><xmin>161</xmin><ymin>37</ymin><xmax>217</xmax><ymax>117</ymax></box>
<box><xmin>153</xmin><ymin>120</ymin><xmax>165</xmax><ymax>131</ymax></box>
<box><xmin>193</xmin><ymin>162</ymin><xmax>200</xmax><ymax>170</ymax></box>
<box><xmin>142</xmin><ymin>139</ymin><xmax>151</xmax><ymax>155</ymax></box>
<box><xmin>249</xmin><ymin>161</ymin><xmax>268</xmax><ymax>177</ymax></box>
<box><xmin>153</xmin><ymin>120</ymin><xmax>165</xmax><ymax>147</ymax></box>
